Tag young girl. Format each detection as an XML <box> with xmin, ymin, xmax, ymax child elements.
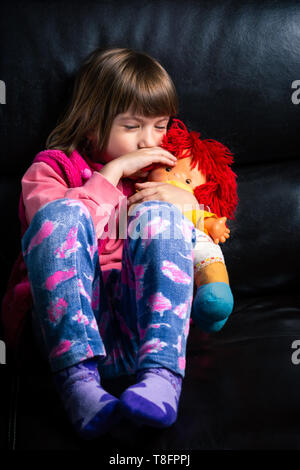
<box><xmin>2</xmin><ymin>47</ymin><xmax>211</xmax><ymax>439</ymax></box>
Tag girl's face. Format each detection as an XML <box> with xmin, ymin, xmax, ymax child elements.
<box><xmin>99</xmin><ymin>108</ymin><xmax>170</xmax><ymax>163</ymax></box>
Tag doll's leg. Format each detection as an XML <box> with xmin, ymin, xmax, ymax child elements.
<box><xmin>194</xmin><ymin>260</ymin><xmax>229</xmax><ymax>286</ymax></box>
<box><xmin>22</xmin><ymin>199</ymin><xmax>120</xmax><ymax>439</ymax></box>
<box><xmin>117</xmin><ymin>200</ymin><xmax>196</xmax><ymax>427</ymax></box>
<box><xmin>191</xmin><ymin>229</ymin><xmax>234</xmax><ymax>332</ymax></box>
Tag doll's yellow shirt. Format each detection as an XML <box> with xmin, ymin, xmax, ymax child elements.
<box><xmin>164</xmin><ymin>180</ymin><xmax>216</xmax><ymax>233</ymax></box>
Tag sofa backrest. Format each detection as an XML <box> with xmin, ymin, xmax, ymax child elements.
<box><xmin>1</xmin><ymin>0</ymin><xmax>299</xmax><ymax>302</ymax></box>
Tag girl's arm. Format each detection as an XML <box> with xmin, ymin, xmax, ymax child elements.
<box><xmin>22</xmin><ymin>161</ymin><xmax>126</xmax><ymax>239</ymax></box>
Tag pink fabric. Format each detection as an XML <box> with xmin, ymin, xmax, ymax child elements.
<box><xmin>2</xmin><ymin>148</ymin><xmax>135</xmax><ymax>350</ymax></box>
<box><xmin>21</xmin><ymin>149</ymin><xmax>135</xmax><ymax>271</ymax></box>
<box><xmin>21</xmin><ymin>162</ymin><xmax>127</xmax><ymax>269</ymax></box>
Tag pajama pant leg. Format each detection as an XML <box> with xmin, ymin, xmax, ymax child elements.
<box><xmin>21</xmin><ymin>198</ymin><xmax>106</xmax><ymax>372</ymax></box>
<box><xmin>98</xmin><ymin>200</ymin><xmax>197</xmax><ymax>380</ymax></box>
<box><xmin>22</xmin><ymin>198</ymin><xmax>196</xmax><ymax>380</ymax></box>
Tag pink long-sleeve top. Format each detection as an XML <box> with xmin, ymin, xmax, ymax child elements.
<box><xmin>21</xmin><ymin>161</ymin><xmax>135</xmax><ymax>274</ymax></box>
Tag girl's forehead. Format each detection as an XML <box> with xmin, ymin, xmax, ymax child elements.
<box><xmin>116</xmin><ymin>111</ymin><xmax>169</xmax><ymax>122</ymax></box>
<box><xmin>116</xmin><ymin>113</ymin><xmax>169</xmax><ymax>122</ymax></box>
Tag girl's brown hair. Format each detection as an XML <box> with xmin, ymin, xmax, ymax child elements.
<box><xmin>45</xmin><ymin>47</ymin><xmax>179</xmax><ymax>157</ymax></box>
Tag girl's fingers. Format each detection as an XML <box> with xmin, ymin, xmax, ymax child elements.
<box><xmin>128</xmin><ymin>187</ymin><xmax>158</xmax><ymax>204</ymax></box>
<box><xmin>156</xmin><ymin>152</ymin><xmax>177</xmax><ymax>162</ymax></box>
<box><xmin>154</xmin><ymin>148</ymin><xmax>177</xmax><ymax>159</ymax></box>
<box><xmin>159</xmin><ymin>157</ymin><xmax>176</xmax><ymax>166</ymax></box>
<box><xmin>140</xmin><ymin>157</ymin><xmax>175</xmax><ymax>172</ymax></box>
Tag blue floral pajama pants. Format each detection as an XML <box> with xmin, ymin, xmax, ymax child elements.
<box><xmin>21</xmin><ymin>198</ymin><xmax>197</xmax><ymax>379</ymax></box>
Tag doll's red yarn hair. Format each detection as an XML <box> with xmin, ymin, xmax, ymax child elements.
<box><xmin>161</xmin><ymin>119</ymin><xmax>238</xmax><ymax>219</ymax></box>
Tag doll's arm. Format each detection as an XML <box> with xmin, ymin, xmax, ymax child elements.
<box><xmin>204</xmin><ymin>216</ymin><xmax>230</xmax><ymax>244</ymax></box>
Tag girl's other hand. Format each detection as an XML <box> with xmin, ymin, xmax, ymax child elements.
<box><xmin>127</xmin><ymin>181</ymin><xmax>199</xmax><ymax>213</ymax></box>
<box><xmin>116</xmin><ymin>147</ymin><xmax>177</xmax><ymax>180</ymax></box>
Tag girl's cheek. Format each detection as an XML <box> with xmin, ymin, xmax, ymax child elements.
<box><xmin>159</xmin><ymin>133</ymin><xmax>167</xmax><ymax>144</ymax></box>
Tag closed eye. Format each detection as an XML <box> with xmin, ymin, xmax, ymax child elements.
<box><xmin>124</xmin><ymin>125</ymin><xmax>167</xmax><ymax>130</ymax></box>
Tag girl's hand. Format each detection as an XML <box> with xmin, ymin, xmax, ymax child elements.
<box><xmin>204</xmin><ymin>217</ymin><xmax>230</xmax><ymax>244</ymax></box>
<box><xmin>127</xmin><ymin>181</ymin><xmax>200</xmax><ymax>212</ymax></box>
<box><xmin>117</xmin><ymin>147</ymin><xmax>177</xmax><ymax>180</ymax></box>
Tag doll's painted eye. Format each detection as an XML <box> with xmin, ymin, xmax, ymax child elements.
<box><xmin>186</xmin><ymin>179</ymin><xmax>192</xmax><ymax>184</ymax></box>
<box><xmin>165</xmin><ymin>167</ymin><xmax>171</xmax><ymax>172</ymax></box>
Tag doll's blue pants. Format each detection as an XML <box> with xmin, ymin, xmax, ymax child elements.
<box><xmin>21</xmin><ymin>198</ymin><xmax>196</xmax><ymax>379</ymax></box>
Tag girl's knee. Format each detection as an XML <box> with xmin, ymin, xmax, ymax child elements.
<box><xmin>129</xmin><ymin>200</ymin><xmax>182</xmax><ymax>217</ymax></box>
<box><xmin>35</xmin><ymin>198</ymin><xmax>90</xmax><ymax>221</ymax></box>
<box><xmin>22</xmin><ymin>198</ymin><xmax>96</xmax><ymax>252</ymax></box>
<box><xmin>128</xmin><ymin>200</ymin><xmax>190</xmax><ymax>227</ymax></box>
<box><xmin>127</xmin><ymin>200</ymin><xmax>195</xmax><ymax>244</ymax></box>
<box><xmin>27</xmin><ymin>199</ymin><xmax>93</xmax><ymax>233</ymax></box>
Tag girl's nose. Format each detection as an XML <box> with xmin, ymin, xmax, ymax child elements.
<box><xmin>138</xmin><ymin>131</ymin><xmax>156</xmax><ymax>148</ymax></box>
<box><xmin>138</xmin><ymin>138</ymin><xmax>154</xmax><ymax>148</ymax></box>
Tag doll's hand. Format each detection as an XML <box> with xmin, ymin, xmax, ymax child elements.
<box><xmin>204</xmin><ymin>216</ymin><xmax>230</xmax><ymax>244</ymax></box>
<box><xmin>128</xmin><ymin>181</ymin><xmax>199</xmax><ymax>212</ymax></box>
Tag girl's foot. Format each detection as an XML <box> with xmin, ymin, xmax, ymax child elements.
<box><xmin>53</xmin><ymin>358</ymin><xmax>120</xmax><ymax>440</ymax></box>
<box><xmin>119</xmin><ymin>367</ymin><xmax>182</xmax><ymax>428</ymax></box>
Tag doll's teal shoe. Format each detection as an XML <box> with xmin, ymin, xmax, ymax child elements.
<box><xmin>191</xmin><ymin>282</ymin><xmax>234</xmax><ymax>332</ymax></box>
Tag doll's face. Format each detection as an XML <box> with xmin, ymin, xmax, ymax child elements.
<box><xmin>148</xmin><ymin>155</ymin><xmax>206</xmax><ymax>190</ymax></box>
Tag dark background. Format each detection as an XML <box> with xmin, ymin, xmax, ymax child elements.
<box><xmin>1</xmin><ymin>0</ymin><xmax>300</xmax><ymax>450</ymax></box>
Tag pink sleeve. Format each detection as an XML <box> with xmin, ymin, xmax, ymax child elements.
<box><xmin>21</xmin><ymin>161</ymin><xmax>125</xmax><ymax>239</ymax></box>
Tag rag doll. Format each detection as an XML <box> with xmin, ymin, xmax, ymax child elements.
<box><xmin>139</xmin><ymin>120</ymin><xmax>238</xmax><ymax>332</ymax></box>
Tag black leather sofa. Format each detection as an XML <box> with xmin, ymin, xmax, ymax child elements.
<box><xmin>1</xmin><ymin>0</ymin><xmax>300</xmax><ymax>451</ymax></box>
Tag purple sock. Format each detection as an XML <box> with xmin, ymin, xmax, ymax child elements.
<box><xmin>53</xmin><ymin>358</ymin><xmax>120</xmax><ymax>439</ymax></box>
<box><xmin>119</xmin><ymin>367</ymin><xmax>182</xmax><ymax>428</ymax></box>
